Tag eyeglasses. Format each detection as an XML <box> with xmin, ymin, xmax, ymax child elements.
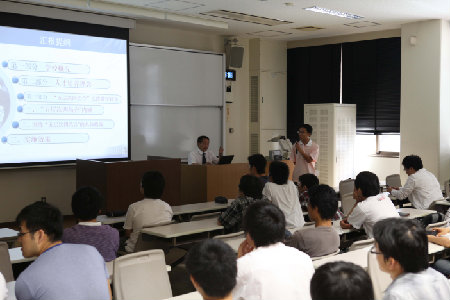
<box><xmin>297</xmin><ymin>130</ymin><xmax>307</xmax><ymax>134</ymax></box>
<box><xmin>17</xmin><ymin>231</ymin><xmax>32</xmax><ymax>238</ymax></box>
<box><xmin>369</xmin><ymin>245</ymin><xmax>382</xmax><ymax>255</ymax></box>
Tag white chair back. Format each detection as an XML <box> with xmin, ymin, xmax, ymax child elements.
<box><xmin>349</xmin><ymin>238</ymin><xmax>374</xmax><ymax>252</ymax></box>
<box><xmin>367</xmin><ymin>250</ymin><xmax>392</xmax><ymax>300</ymax></box>
<box><xmin>386</xmin><ymin>174</ymin><xmax>401</xmax><ymax>188</ymax></box>
<box><xmin>426</xmin><ymin>220</ymin><xmax>448</xmax><ymax>230</ymax></box>
<box><xmin>341</xmin><ymin>192</ymin><xmax>356</xmax><ymax>216</ymax></box>
<box><xmin>0</xmin><ymin>242</ymin><xmax>13</xmax><ymax>282</ymax></box>
<box><xmin>339</xmin><ymin>179</ymin><xmax>354</xmax><ymax>197</ymax></box>
<box><xmin>311</xmin><ymin>249</ymin><xmax>340</xmax><ymax>261</ymax></box>
<box><xmin>113</xmin><ymin>249</ymin><xmax>172</xmax><ymax>300</ymax></box>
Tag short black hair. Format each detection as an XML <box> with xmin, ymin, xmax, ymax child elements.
<box><xmin>354</xmin><ymin>171</ymin><xmax>380</xmax><ymax>198</ymax></box>
<box><xmin>141</xmin><ymin>171</ymin><xmax>165</xmax><ymax>199</ymax></box>
<box><xmin>298</xmin><ymin>173</ymin><xmax>319</xmax><ymax>189</ymax></box>
<box><xmin>16</xmin><ymin>201</ymin><xmax>63</xmax><ymax>242</ymax></box>
<box><xmin>402</xmin><ymin>155</ymin><xmax>423</xmax><ymax>171</ymax></box>
<box><xmin>248</xmin><ymin>154</ymin><xmax>267</xmax><ymax>175</ymax></box>
<box><xmin>185</xmin><ymin>239</ymin><xmax>237</xmax><ymax>299</ymax></box>
<box><xmin>72</xmin><ymin>186</ymin><xmax>103</xmax><ymax>221</ymax></box>
<box><xmin>243</xmin><ymin>201</ymin><xmax>285</xmax><ymax>247</ymax></box>
<box><xmin>239</xmin><ymin>175</ymin><xmax>263</xmax><ymax>199</ymax></box>
<box><xmin>197</xmin><ymin>135</ymin><xmax>209</xmax><ymax>144</ymax></box>
<box><xmin>308</xmin><ymin>184</ymin><xmax>338</xmax><ymax>220</ymax></box>
<box><xmin>269</xmin><ymin>161</ymin><xmax>289</xmax><ymax>185</ymax></box>
<box><xmin>311</xmin><ymin>261</ymin><xmax>374</xmax><ymax>300</ymax></box>
<box><xmin>300</xmin><ymin>124</ymin><xmax>313</xmax><ymax>134</ymax></box>
<box><xmin>373</xmin><ymin>218</ymin><xmax>428</xmax><ymax>273</ymax></box>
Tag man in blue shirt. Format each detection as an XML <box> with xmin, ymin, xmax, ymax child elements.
<box><xmin>15</xmin><ymin>201</ymin><xmax>111</xmax><ymax>300</ymax></box>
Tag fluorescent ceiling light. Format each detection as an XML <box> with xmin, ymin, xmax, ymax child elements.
<box><xmin>304</xmin><ymin>6</ymin><xmax>363</xmax><ymax>20</ymax></box>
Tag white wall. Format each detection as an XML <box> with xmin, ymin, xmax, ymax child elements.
<box><xmin>401</xmin><ymin>20</ymin><xmax>450</xmax><ymax>184</ymax></box>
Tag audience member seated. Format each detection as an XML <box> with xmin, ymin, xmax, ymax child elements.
<box><xmin>310</xmin><ymin>261</ymin><xmax>374</xmax><ymax>300</ymax></box>
<box><xmin>373</xmin><ymin>218</ymin><xmax>450</xmax><ymax>300</ymax></box>
<box><xmin>340</xmin><ymin>171</ymin><xmax>398</xmax><ymax>238</ymax></box>
<box><xmin>15</xmin><ymin>201</ymin><xmax>111</xmax><ymax>300</ymax></box>
<box><xmin>297</xmin><ymin>173</ymin><xmax>319</xmax><ymax>210</ymax></box>
<box><xmin>62</xmin><ymin>186</ymin><xmax>119</xmax><ymax>262</ymax></box>
<box><xmin>234</xmin><ymin>201</ymin><xmax>314</xmax><ymax>300</ymax></box>
<box><xmin>262</xmin><ymin>161</ymin><xmax>305</xmax><ymax>228</ymax></box>
<box><xmin>218</xmin><ymin>175</ymin><xmax>265</xmax><ymax>233</ymax></box>
<box><xmin>387</xmin><ymin>155</ymin><xmax>442</xmax><ymax>209</ymax></box>
<box><xmin>248</xmin><ymin>154</ymin><xmax>269</xmax><ymax>185</ymax></box>
<box><xmin>427</xmin><ymin>226</ymin><xmax>450</xmax><ymax>276</ymax></box>
<box><xmin>123</xmin><ymin>171</ymin><xmax>173</xmax><ymax>253</ymax></box>
<box><xmin>285</xmin><ymin>184</ymin><xmax>340</xmax><ymax>257</ymax></box>
<box><xmin>185</xmin><ymin>239</ymin><xmax>237</xmax><ymax>300</ymax></box>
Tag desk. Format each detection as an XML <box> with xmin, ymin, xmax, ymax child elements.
<box><xmin>223</xmin><ymin>237</ymin><xmax>245</xmax><ymax>252</ymax></box>
<box><xmin>433</xmin><ymin>199</ymin><xmax>450</xmax><ymax>207</ymax></box>
<box><xmin>8</xmin><ymin>247</ymin><xmax>36</xmax><ymax>264</ymax></box>
<box><xmin>313</xmin><ymin>242</ymin><xmax>445</xmax><ymax>270</ymax></box>
<box><xmin>0</xmin><ymin>229</ymin><xmax>18</xmax><ymax>247</ymax></box>
<box><xmin>141</xmin><ymin>218</ymin><xmax>224</xmax><ymax>246</ymax></box>
<box><xmin>398</xmin><ymin>208</ymin><xmax>436</xmax><ymax>219</ymax></box>
<box><xmin>97</xmin><ymin>215</ymin><xmax>126</xmax><ymax>225</ymax></box>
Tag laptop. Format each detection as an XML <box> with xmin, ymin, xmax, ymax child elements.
<box><xmin>218</xmin><ymin>155</ymin><xmax>234</xmax><ymax>165</ymax></box>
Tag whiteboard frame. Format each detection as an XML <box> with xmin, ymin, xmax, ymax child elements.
<box><xmin>129</xmin><ymin>43</ymin><xmax>226</xmax><ymax>157</ymax></box>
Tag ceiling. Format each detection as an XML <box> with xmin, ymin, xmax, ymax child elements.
<box><xmin>9</xmin><ymin>0</ymin><xmax>450</xmax><ymax>40</ymax></box>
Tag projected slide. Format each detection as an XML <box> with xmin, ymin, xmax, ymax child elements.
<box><xmin>0</xmin><ymin>26</ymin><xmax>128</xmax><ymax>165</ymax></box>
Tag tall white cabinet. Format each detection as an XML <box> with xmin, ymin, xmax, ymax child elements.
<box><xmin>304</xmin><ymin>103</ymin><xmax>356</xmax><ymax>188</ymax></box>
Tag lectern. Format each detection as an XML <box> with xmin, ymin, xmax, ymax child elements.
<box><xmin>76</xmin><ymin>159</ymin><xmax>181</xmax><ymax>212</ymax></box>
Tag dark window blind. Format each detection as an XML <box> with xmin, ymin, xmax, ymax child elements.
<box><xmin>287</xmin><ymin>44</ymin><xmax>341</xmax><ymax>141</ymax></box>
<box><xmin>342</xmin><ymin>38</ymin><xmax>400</xmax><ymax>134</ymax></box>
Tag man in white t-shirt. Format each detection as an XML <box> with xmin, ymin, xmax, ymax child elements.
<box><xmin>123</xmin><ymin>171</ymin><xmax>173</xmax><ymax>252</ymax></box>
<box><xmin>388</xmin><ymin>155</ymin><xmax>443</xmax><ymax>209</ymax></box>
<box><xmin>340</xmin><ymin>171</ymin><xmax>398</xmax><ymax>238</ymax></box>
<box><xmin>290</xmin><ymin>124</ymin><xmax>319</xmax><ymax>183</ymax></box>
<box><xmin>262</xmin><ymin>161</ymin><xmax>305</xmax><ymax>228</ymax></box>
<box><xmin>234</xmin><ymin>201</ymin><xmax>314</xmax><ymax>300</ymax></box>
<box><xmin>188</xmin><ymin>135</ymin><xmax>223</xmax><ymax>165</ymax></box>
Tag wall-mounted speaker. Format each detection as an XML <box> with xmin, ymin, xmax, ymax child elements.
<box><xmin>229</xmin><ymin>46</ymin><xmax>244</xmax><ymax>68</ymax></box>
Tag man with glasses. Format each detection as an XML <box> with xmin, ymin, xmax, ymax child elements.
<box><xmin>15</xmin><ymin>201</ymin><xmax>111</xmax><ymax>300</ymax></box>
<box><xmin>372</xmin><ymin>218</ymin><xmax>450</xmax><ymax>300</ymax></box>
<box><xmin>290</xmin><ymin>124</ymin><xmax>319</xmax><ymax>183</ymax></box>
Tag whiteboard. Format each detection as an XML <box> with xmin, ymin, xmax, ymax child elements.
<box><xmin>129</xmin><ymin>44</ymin><xmax>225</xmax><ymax>160</ymax></box>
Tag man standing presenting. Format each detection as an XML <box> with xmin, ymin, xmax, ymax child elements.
<box><xmin>290</xmin><ymin>124</ymin><xmax>319</xmax><ymax>182</ymax></box>
<box><xmin>188</xmin><ymin>135</ymin><xmax>223</xmax><ymax>165</ymax></box>
<box><xmin>387</xmin><ymin>155</ymin><xmax>442</xmax><ymax>209</ymax></box>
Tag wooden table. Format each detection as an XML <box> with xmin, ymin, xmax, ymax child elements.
<box><xmin>141</xmin><ymin>218</ymin><xmax>224</xmax><ymax>246</ymax></box>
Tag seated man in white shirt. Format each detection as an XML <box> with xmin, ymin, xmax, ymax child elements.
<box><xmin>373</xmin><ymin>218</ymin><xmax>450</xmax><ymax>300</ymax></box>
<box><xmin>185</xmin><ymin>239</ymin><xmax>237</xmax><ymax>300</ymax></box>
<box><xmin>340</xmin><ymin>171</ymin><xmax>398</xmax><ymax>238</ymax></box>
<box><xmin>262</xmin><ymin>161</ymin><xmax>305</xmax><ymax>228</ymax></box>
<box><xmin>387</xmin><ymin>155</ymin><xmax>442</xmax><ymax>209</ymax></box>
<box><xmin>188</xmin><ymin>135</ymin><xmax>223</xmax><ymax>165</ymax></box>
<box><xmin>123</xmin><ymin>171</ymin><xmax>173</xmax><ymax>252</ymax></box>
<box><xmin>234</xmin><ymin>201</ymin><xmax>314</xmax><ymax>300</ymax></box>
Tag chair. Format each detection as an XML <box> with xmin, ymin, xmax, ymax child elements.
<box><xmin>311</xmin><ymin>249</ymin><xmax>340</xmax><ymax>261</ymax></box>
<box><xmin>367</xmin><ymin>250</ymin><xmax>392</xmax><ymax>300</ymax></box>
<box><xmin>339</xmin><ymin>179</ymin><xmax>356</xmax><ymax>216</ymax></box>
<box><xmin>426</xmin><ymin>220</ymin><xmax>448</xmax><ymax>230</ymax></box>
<box><xmin>386</xmin><ymin>174</ymin><xmax>401</xmax><ymax>188</ymax></box>
<box><xmin>349</xmin><ymin>238</ymin><xmax>374</xmax><ymax>252</ymax></box>
<box><xmin>113</xmin><ymin>249</ymin><xmax>172</xmax><ymax>300</ymax></box>
<box><xmin>0</xmin><ymin>242</ymin><xmax>13</xmax><ymax>282</ymax></box>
